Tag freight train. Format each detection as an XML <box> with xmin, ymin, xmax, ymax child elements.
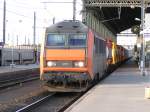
<box><xmin>40</xmin><ymin>20</ymin><xmax>129</xmax><ymax>92</ymax></box>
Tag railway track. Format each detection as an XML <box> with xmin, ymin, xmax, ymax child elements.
<box><xmin>0</xmin><ymin>74</ymin><xmax>39</xmax><ymax>90</ymax></box>
<box><xmin>15</xmin><ymin>81</ymin><xmax>97</xmax><ymax>112</ymax></box>
<box><xmin>13</xmin><ymin>66</ymin><xmax>122</xmax><ymax>112</ymax></box>
<box><xmin>15</xmin><ymin>92</ymin><xmax>82</xmax><ymax>112</ymax></box>
<box><xmin>14</xmin><ymin>64</ymin><xmax>120</xmax><ymax>112</ymax></box>
<box><xmin>16</xmin><ymin>93</ymin><xmax>56</xmax><ymax>112</ymax></box>
<box><xmin>14</xmin><ymin>71</ymin><xmax>112</xmax><ymax>112</ymax></box>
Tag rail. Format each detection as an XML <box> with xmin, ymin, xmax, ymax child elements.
<box><xmin>0</xmin><ymin>74</ymin><xmax>39</xmax><ymax>90</ymax></box>
<box><xmin>16</xmin><ymin>93</ymin><xmax>55</xmax><ymax>112</ymax></box>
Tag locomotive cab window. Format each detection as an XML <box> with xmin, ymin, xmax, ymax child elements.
<box><xmin>68</xmin><ymin>34</ymin><xmax>86</xmax><ymax>47</ymax></box>
<box><xmin>46</xmin><ymin>33</ymin><xmax>86</xmax><ymax>48</ymax></box>
<box><xmin>46</xmin><ymin>34</ymin><xmax>65</xmax><ymax>46</ymax></box>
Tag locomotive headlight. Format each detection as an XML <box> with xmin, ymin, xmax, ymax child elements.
<box><xmin>74</xmin><ymin>61</ymin><xmax>85</xmax><ymax>67</ymax></box>
<box><xmin>47</xmin><ymin>61</ymin><xmax>56</xmax><ymax>67</ymax></box>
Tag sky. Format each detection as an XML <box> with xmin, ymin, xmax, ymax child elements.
<box><xmin>0</xmin><ymin>0</ymin><xmax>82</xmax><ymax>45</ymax></box>
<box><xmin>1</xmin><ymin>0</ymin><xmax>150</xmax><ymax>46</ymax></box>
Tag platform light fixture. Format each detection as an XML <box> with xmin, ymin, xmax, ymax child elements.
<box><xmin>135</xmin><ymin>18</ymin><xmax>141</xmax><ymax>21</ymax></box>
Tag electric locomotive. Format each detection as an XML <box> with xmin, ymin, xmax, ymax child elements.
<box><xmin>40</xmin><ymin>20</ymin><xmax>107</xmax><ymax>92</ymax></box>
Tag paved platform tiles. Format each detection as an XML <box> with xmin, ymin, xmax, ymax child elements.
<box><xmin>66</xmin><ymin>60</ymin><xmax>150</xmax><ymax>112</ymax></box>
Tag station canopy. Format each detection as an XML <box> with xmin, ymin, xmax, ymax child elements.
<box><xmin>83</xmin><ymin>0</ymin><xmax>150</xmax><ymax>33</ymax></box>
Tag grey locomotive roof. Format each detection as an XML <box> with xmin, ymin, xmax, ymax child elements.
<box><xmin>46</xmin><ymin>20</ymin><xmax>88</xmax><ymax>33</ymax></box>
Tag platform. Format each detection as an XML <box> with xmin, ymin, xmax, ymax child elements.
<box><xmin>66</xmin><ymin>60</ymin><xmax>150</xmax><ymax>112</ymax></box>
<box><xmin>0</xmin><ymin>64</ymin><xmax>39</xmax><ymax>79</ymax></box>
<box><xmin>0</xmin><ymin>64</ymin><xmax>39</xmax><ymax>73</ymax></box>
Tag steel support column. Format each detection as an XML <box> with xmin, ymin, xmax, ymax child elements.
<box><xmin>141</xmin><ymin>0</ymin><xmax>145</xmax><ymax>76</ymax></box>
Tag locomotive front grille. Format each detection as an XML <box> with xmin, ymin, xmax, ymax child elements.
<box><xmin>55</xmin><ymin>61</ymin><xmax>73</xmax><ymax>67</ymax></box>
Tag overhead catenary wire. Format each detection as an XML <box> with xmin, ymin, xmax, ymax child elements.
<box><xmin>9</xmin><ymin>0</ymin><xmax>34</xmax><ymax>7</ymax></box>
<box><xmin>41</xmin><ymin>1</ymin><xmax>82</xmax><ymax>6</ymax></box>
<box><xmin>1</xmin><ymin>0</ymin><xmax>38</xmax><ymax>12</ymax></box>
<box><xmin>6</xmin><ymin>3</ymin><xmax>36</xmax><ymax>10</ymax></box>
<box><xmin>1</xmin><ymin>2</ymin><xmax>59</xmax><ymax>21</ymax></box>
<box><xmin>0</xmin><ymin>1</ymin><xmax>45</xmax><ymax>45</ymax></box>
<box><xmin>6</xmin><ymin>9</ymin><xmax>33</xmax><ymax>19</ymax></box>
<box><xmin>5</xmin><ymin>9</ymin><xmax>46</xmax><ymax>21</ymax></box>
<box><xmin>1</xmin><ymin>0</ymin><xmax>82</xmax><ymax>21</ymax></box>
<box><xmin>41</xmin><ymin>0</ymin><xmax>82</xmax><ymax>20</ymax></box>
<box><xmin>0</xmin><ymin>1</ymin><xmax>40</xmax><ymax>19</ymax></box>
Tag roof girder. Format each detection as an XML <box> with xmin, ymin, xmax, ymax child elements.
<box><xmin>84</xmin><ymin>0</ymin><xmax>150</xmax><ymax>7</ymax></box>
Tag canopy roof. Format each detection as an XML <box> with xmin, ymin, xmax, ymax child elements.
<box><xmin>83</xmin><ymin>0</ymin><xmax>150</xmax><ymax>33</ymax></box>
<box><xmin>84</xmin><ymin>0</ymin><xmax>150</xmax><ymax>7</ymax></box>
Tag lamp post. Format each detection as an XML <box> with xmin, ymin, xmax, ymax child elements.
<box><xmin>140</xmin><ymin>0</ymin><xmax>145</xmax><ymax>76</ymax></box>
<box><xmin>3</xmin><ymin>0</ymin><xmax>6</xmax><ymax>45</ymax></box>
<box><xmin>33</xmin><ymin>12</ymin><xmax>39</xmax><ymax>64</ymax></box>
<box><xmin>10</xmin><ymin>33</ymin><xmax>15</xmax><ymax>68</ymax></box>
<box><xmin>10</xmin><ymin>20</ymin><xmax>22</xmax><ymax>67</ymax></box>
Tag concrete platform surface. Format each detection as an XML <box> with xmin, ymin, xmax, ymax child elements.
<box><xmin>65</xmin><ymin>61</ymin><xmax>150</xmax><ymax>112</ymax></box>
<box><xmin>0</xmin><ymin>64</ymin><xmax>39</xmax><ymax>74</ymax></box>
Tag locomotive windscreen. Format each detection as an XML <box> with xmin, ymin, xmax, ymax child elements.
<box><xmin>47</xmin><ymin>34</ymin><xmax>65</xmax><ymax>46</ymax></box>
<box><xmin>68</xmin><ymin>34</ymin><xmax>86</xmax><ymax>47</ymax></box>
<box><xmin>46</xmin><ymin>34</ymin><xmax>87</xmax><ymax>47</ymax></box>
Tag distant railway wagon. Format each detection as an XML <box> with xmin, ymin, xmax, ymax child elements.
<box><xmin>0</xmin><ymin>46</ymin><xmax>39</xmax><ymax>66</ymax></box>
<box><xmin>40</xmin><ymin>20</ymin><xmax>129</xmax><ymax>92</ymax></box>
